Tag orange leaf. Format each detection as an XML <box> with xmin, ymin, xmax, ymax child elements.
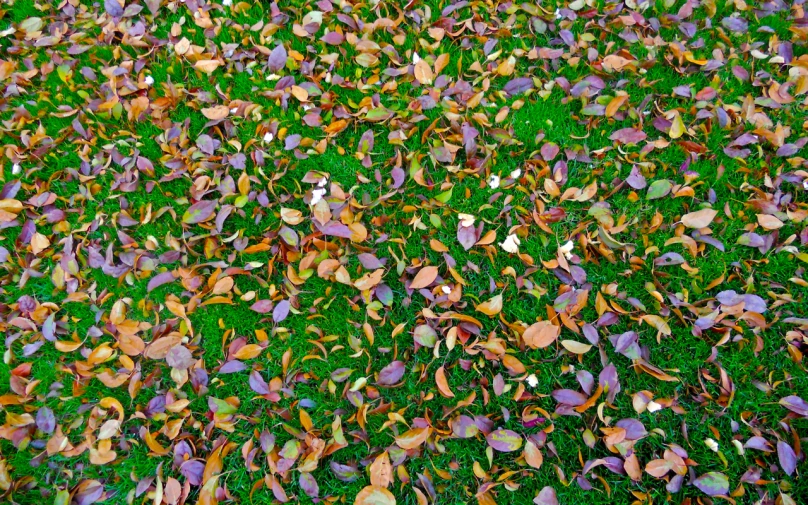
<box><xmin>414</xmin><ymin>59</ymin><xmax>433</xmax><ymax>85</ymax></box>
<box><xmin>475</xmin><ymin>293</ymin><xmax>502</xmax><ymax>317</ymax></box>
<box><xmin>369</xmin><ymin>452</ymin><xmax>392</xmax><ymax>488</ymax></box>
<box><xmin>201</xmin><ymin>105</ymin><xmax>230</xmax><ymax>120</ymax></box>
<box><xmin>355</xmin><ymin>485</ymin><xmax>396</xmax><ymax>505</ymax></box>
<box><xmin>681</xmin><ymin>208</ymin><xmax>717</xmax><ymax>228</ymax></box>
<box><xmin>410</xmin><ymin>266</ymin><xmax>438</xmax><ymax>289</ymax></box>
<box><xmin>435</xmin><ymin>366</ymin><xmax>454</xmax><ymax>398</ymax></box>
<box><xmin>194</xmin><ymin>59</ymin><xmax>222</xmax><ymax>73</ymax></box>
<box><xmin>395</xmin><ymin>427</ymin><xmax>430</xmax><ymax>450</ymax></box>
<box><xmin>232</xmin><ymin>344</ymin><xmax>264</xmax><ymax>360</ymax></box>
<box><xmin>523</xmin><ymin>440</ymin><xmax>543</xmax><ymax>469</ymax></box>
<box><xmin>523</xmin><ymin>321</ymin><xmax>559</xmax><ymax>349</ymax></box>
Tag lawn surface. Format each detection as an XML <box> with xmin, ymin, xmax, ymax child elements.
<box><xmin>1</xmin><ymin>0</ymin><xmax>808</xmax><ymax>504</ymax></box>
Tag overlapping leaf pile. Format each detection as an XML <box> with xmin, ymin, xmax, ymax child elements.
<box><xmin>1</xmin><ymin>0</ymin><xmax>808</xmax><ymax>503</ymax></box>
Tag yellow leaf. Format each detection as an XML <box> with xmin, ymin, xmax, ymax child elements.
<box><xmin>641</xmin><ymin>315</ymin><xmax>671</xmax><ymax>335</ymax></box>
<box><xmin>561</xmin><ymin>340</ymin><xmax>593</xmax><ymax>354</ymax></box>
<box><xmin>669</xmin><ymin>113</ymin><xmax>686</xmax><ymax>139</ymax></box>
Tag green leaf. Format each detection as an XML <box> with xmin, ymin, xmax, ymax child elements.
<box><xmin>435</xmin><ymin>186</ymin><xmax>453</xmax><ymax>204</ymax></box>
<box><xmin>646</xmin><ymin>179</ymin><xmax>672</xmax><ymax>200</ymax></box>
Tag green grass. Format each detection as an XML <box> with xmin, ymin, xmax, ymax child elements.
<box><xmin>0</xmin><ymin>0</ymin><xmax>807</xmax><ymax>504</ymax></box>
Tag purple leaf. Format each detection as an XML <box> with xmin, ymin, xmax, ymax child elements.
<box><xmin>36</xmin><ymin>407</ymin><xmax>56</xmax><ymax>434</ymax></box>
<box><xmin>166</xmin><ymin>346</ymin><xmax>194</xmax><ymax>370</ymax></box>
<box><xmin>299</xmin><ymin>473</ymin><xmax>319</xmax><ymax>498</ymax></box>
<box><xmin>552</xmin><ymin>389</ymin><xmax>588</xmax><ymax>407</ymax></box>
<box><xmin>249</xmin><ymin>370</ymin><xmax>270</xmax><ymax>395</ymax></box>
<box><xmin>219</xmin><ymin>360</ymin><xmax>247</xmax><ymax>374</ymax></box>
<box><xmin>147</xmin><ymin>271</ymin><xmax>175</xmax><ymax>293</ymax></box>
<box><xmin>780</xmin><ymin>395</ymin><xmax>808</xmax><ymax>417</ymax></box>
<box><xmin>486</xmin><ymin>429</ymin><xmax>523</xmax><ymax>452</ymax></box>
<box><xmin>268</xmin><ymin>44</ymin><xmax>288</xmax><ymax>72</ymax></box>
<box><xmin>321</xmin><ymin>31</ymin><xmax>343</xmax><ymax>45</ymax></box>
<box><xmin>541</xmin><ymin>143</ymin><xmax>560</xmax><ymax>161</ymax></box>
<box><xmin>378</xmin><ymin>361</ymin><xmax>405</xmax><ymax>385</ymax></box>
<box><xmin>182</xmin><ymin>200</ymin><xmax>216</xmax><ymax>224</ymax></box>
<box><xmin>610</xmin><ymin>127</ymin><xmax>647</xmax><ymax>144</ymax></box>
<box><xmin>778</xmin><ymin>441</ymin><xmax>797</xmax><ymax>475</ymax></box>
<box><xmin>457</xmin><ymin>224</ymin><xmax>477</xmax><ymax>251</ymax></box>
<box><xmin>626</xmin><ymin>166</ymin><xmax>647</xmax><ymax>189</ymax></box>
<box><xmin>533</xmin><ymin>486</ymin><xmax>559</xmax><ymax>505</ymax></box>
<box><xmin>250</xmin><ymin>300</ymin><xmax>273</xmax><ymax>313</ymax></box>
<box><xmin>273</xmin><ymin>300</ymin><xmax>290</xmax><ymax>323</ymax></box>
<box><xmin>104</xmin><ymin>0</ymin><xmax>124</xmax><ymax>17</ymax></box>
<box><xmin>320</xmin><ymin>221</ymin><xmax>353</xmax><ymax>238</ymax></box>
<box><xmin>503</xmin><ymin>77</ymin><xmax>534</xmax><ymax>96</ymax></box>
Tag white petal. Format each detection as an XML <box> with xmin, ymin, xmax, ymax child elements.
<box><xmin>499</xmin><ymin>234</ymin><xmax>520</xmax><ymax>253</ymax></box>
<box><xmin>458</xmin><ymin>213</ymin><xmax>475</xmax><ymax>227</ymax></box>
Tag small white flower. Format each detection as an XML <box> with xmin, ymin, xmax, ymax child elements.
<box><xmin>263</xmin><ymin>132</ymin><xmax>274</xmax><ymax>143</ymax></box>
<box><xmin>12</xmin><ymin>163</ymin><xmax>21</xmax><ymax>175</ymax></box>
<box><xmin>647</xmin><ymin>401</ymin><xmax>662</xmax><ymax>413</ymax></box>
<box><xmin>266</xmin><ymin>74</ymin><xmax>281</xmax><ymax>81</ymax></box>
<box><xmin>704</xmin><ymin>438</ymin><xmax>719</xmax><ymax>453</ymax></box>
<box><xmin>310</xmin><ymin>188</ymin><xmax>327</xmax><ymax>206</ymax></box>
<box><xmin>488</xmin><ymin>174</ymin><xmax>500</xmax><ymax>189</ymax></box>
<box><xmin>510</xmin><ymin>169</ymin><xmax>521</xmax><ymax>179</ymax></box>
<box><xmin>230</xmin><ymin>107</ymin><xmax>238</xmax><ymax>114</ymax></box>
<box><xmin>458</xmin><ymin>213</ymin><xmax>475</xmax><ymax>227</ymax></box>
<box><xmin>223</xmin><ymin>0</ymin><xmax>232</xmax><ymax>6</ymax></box>
<box><xmin>144</xmin><ymin>75</ymin><xmax>154</xmax><ymax>86</ymax></box>
<box><xmin>441</xmin><ymin>285</ymin><xmax>452</xmax><ymax>294</ymax></box>
<box><xmin>499</xmin><ymin>233</ymin><xmax>520</xmax><ymax>254</ymax></box>
<box><xmin>803</xmin><ymin>179</ymin><xmax>808</xmax><ymax>191</ymax></box>
<box><xmin>559</xmin><ymin>240</ymin><xmax>574</xmax><ymax>259</ymax></box>
<box><xmin>554</xmin><ymin>8</ymin><xmax>562</xmax><ymax>19</ymax></box>
<box><xmin>413</xmin><ymin>52</ymin><xmax>421</xmax><ymax>64</ymax></box>
<box><xmin>317</xmin><ymin>176</ymin><xmax>328</xmax><ymax>188</ymax></box>
<box><xmin>526</xmin><ymin>374</ymin><xmax>539</xmax><ymax>388</ymax></box>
